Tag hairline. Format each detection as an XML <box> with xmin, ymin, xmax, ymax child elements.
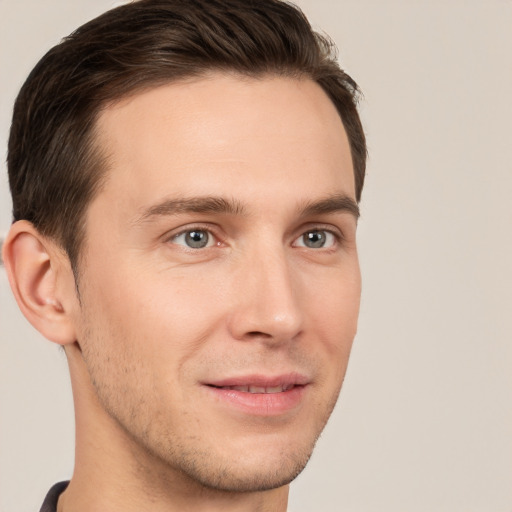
<box><xmin>72</xmin><ymin>69</ymin><xmax>339</xmax><ymax>282</ymax></box>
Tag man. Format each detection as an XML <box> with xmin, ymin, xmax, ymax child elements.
<box><xmin>2</xmin><ymin>0</ymin><xmax>366</xmax><ymax>510</ymax></box>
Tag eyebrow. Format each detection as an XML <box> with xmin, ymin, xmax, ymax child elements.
<box><xmin>134</xmin><ymin>196</ymin><xmax>246</xmax><ymax>224</ymax></box>
<box><xmin>134</xmin><ymin>192</ymin><xmax>359</xmax><ymax>225</ymax></box>
<box><xmin>299</xmin><ymin>194</ymin><xmax>360</xmax><ymax>219</ymax></box>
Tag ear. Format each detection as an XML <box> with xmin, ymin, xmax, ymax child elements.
<box><xmin>2</xmin><ymin>220</ymin><xmax>78</xmax><ymax>345</ymax></box>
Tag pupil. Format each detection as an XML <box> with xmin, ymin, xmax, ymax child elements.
<box><xmin>185</xmin><ymin>230</ymin><xmax>208</xmax><ymax>248</ymax></box>
<box><xmin>305</xmin><ymin>231</ymin><xmax>325</xmax><ymax>248</ymax></box>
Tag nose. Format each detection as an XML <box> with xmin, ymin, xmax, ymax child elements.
<box><xmin>227</xmin><ymin>246</ymin><xmax>303</xmax><ymax>344</ymax></box>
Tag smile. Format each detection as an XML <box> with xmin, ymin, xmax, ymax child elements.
<box><xmin>203</xmin><ymin>374</ymin><xmax>310</xmax><ymax>416</ymax></box>
<box><xmin>209</xmin><ymin>384</ymin><xmax>296</xmax><ymax>394</ymax></box>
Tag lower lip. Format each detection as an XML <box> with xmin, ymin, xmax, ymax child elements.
<box><xmin>203</xmin><ymin>385</ymin><xmax>307</xmax><ymax>416</ymax></box>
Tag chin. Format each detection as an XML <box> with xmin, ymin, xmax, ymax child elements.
<box><xmin>180</xmin><ymin>447</ymin><xmax>314</xmax><ymax>493</ymax></box>
<box><xmin>158</xmin><ymin>428</ymin><xmax>320</xmax><ymax>493</ymax></box>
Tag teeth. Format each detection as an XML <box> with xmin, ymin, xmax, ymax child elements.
<box><xmin>249</xmin><ymin>385</ymin><xmax>266</xmax><ymax>393</ymax></box>
<box><xmin>220</xmin><ymin>385</ymin><xmax>294</xmax><ymax>393</ymax></box>
<box><xmin>265</xmin><ymin>386</ymin><xmax>283</xmax><ymax>394</ymax></box>
<box><xmin>231</xmin><ymin>385</ymin><xmax>249</xmax><ymax>392</ymax></box>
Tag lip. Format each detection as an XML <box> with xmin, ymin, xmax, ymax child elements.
<box><xmin>202</xmin><ymin>373</ymin><xmax>310</xmax><ymax>416</ymax></box>
<box><xmin>207</xmin><ymin>372</ymin><xmax>310</xmax><ymax>388</ymax></box>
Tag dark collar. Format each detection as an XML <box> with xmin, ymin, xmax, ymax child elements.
<box><xmin>39</xmin><ymin>481</ymin><xmax>69</xmax><ymax>512</ymax></box>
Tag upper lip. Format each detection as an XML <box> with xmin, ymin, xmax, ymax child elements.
<box><xmin>204</xmin><ymin>372</ymin><xmax>310</xmax><ymax>388</ymax></box>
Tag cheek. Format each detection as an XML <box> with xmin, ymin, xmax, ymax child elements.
<box><xmin>310</xmin><ymin>262</ymin><xmax>361</xmax><ymax>336</ymax></box>
<box><xmin>306</xmin><ymin>265</ymin><xmax>361</xmax><ymax>383</ymax></box>
<box><xmin>79</xmin><ymin>265</ymin><xmax>227</xmax><ymax>372</ymax></box>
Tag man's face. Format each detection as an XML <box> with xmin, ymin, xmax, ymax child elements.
<box><xmin>73</xmin><ymin>73</ymin><xmax>361</xmax><ymax>491</ymax></box>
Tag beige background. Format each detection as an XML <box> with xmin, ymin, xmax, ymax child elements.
<box><xmin>1</xmin><ymin>1</ymin><xmax>511</xmax><ymax>511</ymax></box>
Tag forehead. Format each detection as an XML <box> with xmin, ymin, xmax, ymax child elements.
<box><xmin>92</xmin><ymin>73</ymin><xmax>355</xmax><ymax>216</ymax></box>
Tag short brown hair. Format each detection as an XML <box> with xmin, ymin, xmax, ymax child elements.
<box><xmin>8</xmin><ymin>0</ymin><xmax>367</xmax><ymax>272</ymax></box>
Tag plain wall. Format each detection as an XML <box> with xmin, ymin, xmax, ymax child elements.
<box><xmin>1</xmin><ymin>1</ymin><xmax>511</xmax><ymax>511</ymax></box>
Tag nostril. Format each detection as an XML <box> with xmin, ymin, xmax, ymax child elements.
<box><xmin>246</xmin><ymin>331</ymin><xmax>272</xmax><ymax>338</ymax></box>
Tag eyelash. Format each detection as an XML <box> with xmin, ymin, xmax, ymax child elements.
<box><xmin>166</xmin><ymin>224</ymin><xmax>344</xmax><ymax>250</ymax></box>
<box><xmin>293</xmin><ymin>229</ymin><xmax>341</xmax><ymax>250</ymax></box>
<box><xmin>168</xmin><ymin>224</ymin><xmax>221</xmax><ymax>249</ymax></box>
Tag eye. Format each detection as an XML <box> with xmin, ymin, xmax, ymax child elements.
<box><xmin>294</xmin><ymin>230</ymin><xmax>337</xmax><ymax>249</ymax></box>
<box><xmin>172</xmin><ymin>229</ymin><xmax>215</xmax><ymax>249</ymax></box>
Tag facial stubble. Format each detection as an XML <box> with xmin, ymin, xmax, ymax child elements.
<box><xmin>76</xmin><ymin>311</ymin><xmax>344</xmax><ymax>495</ymax></box>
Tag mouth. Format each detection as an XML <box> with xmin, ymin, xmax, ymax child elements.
<box><xmin>207</xmin><ymin>383</ymin><xmax>297</xmax><ymax>394</ymax></box>
<box><xmin>203</xmin><ymin>374</ymin><xmax>310</xmax><ymax>416</ymax></box>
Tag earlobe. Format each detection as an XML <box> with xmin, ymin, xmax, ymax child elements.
<box><xmin>2</xmin><ymin>220</ymin><xmax>77</xmax><ymax>345</ymax></box>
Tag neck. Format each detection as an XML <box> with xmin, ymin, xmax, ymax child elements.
<box><xmin>60</xmin><ymin>344</ymin><xmax>289</xmax><ymax>512</ymax></box>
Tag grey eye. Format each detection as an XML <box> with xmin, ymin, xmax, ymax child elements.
<box><xmin>185</xmin><ymin>230</ymin><xmax>209</xmax><ymax>248</ymax></box>
<box><xmin>303</xmin><ymin>231</ymin><xmax>327</xmax><ymax>248</ymax></box>
<box><xmin>294</xmin><ymin>230</ymin><xmax>336</xmax><ymax>249</ymax></box>
<box><xmin>174</xmin><ymin>230</ymin><xmax>212</xmax><ymax>249</ymax></box>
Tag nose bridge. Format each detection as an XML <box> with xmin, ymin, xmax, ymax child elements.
<box><xmin>229</xmin><ymin>240</ymin><xmax>303</xmax><ymax>342</ymax></box>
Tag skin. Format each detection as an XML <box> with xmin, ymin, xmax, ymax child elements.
<box><xmin>4</xmin><ymin>73</ymin><xmax>360</xmax><ymax>512</ymax></box>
